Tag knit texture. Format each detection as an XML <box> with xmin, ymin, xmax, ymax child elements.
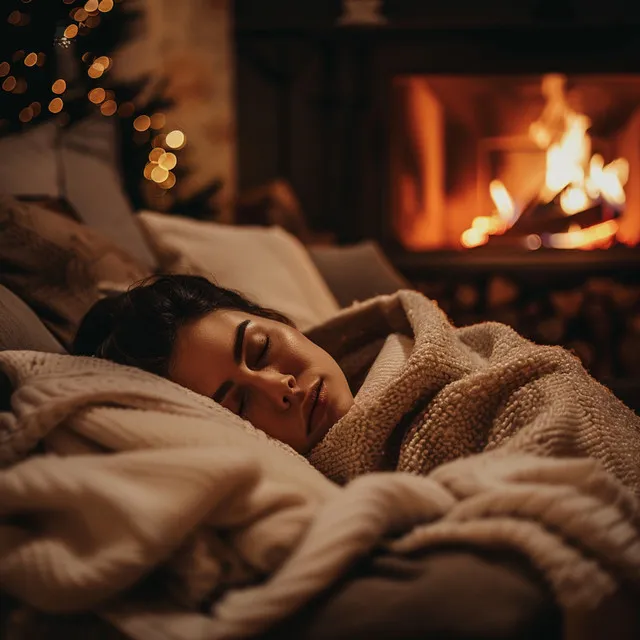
<box><xmin>307</xmin><ymin>290</ymin><xmax>640</xmax><ymax>492</ymax></box>
<box><xmin>1</xmin><ymin>289</ymin><xmax>640</xmax><ymax>639</ymax></box>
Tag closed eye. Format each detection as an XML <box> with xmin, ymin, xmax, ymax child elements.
<box><xmin>254</xmin><ymin>335</ymin><xmax>270</xmax><ymax>368</ymax></box>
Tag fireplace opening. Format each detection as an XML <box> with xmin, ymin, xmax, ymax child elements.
<box><xmin>391</xmin><ymin>73</ymin><xmax>640</xmax><ymax>252</ymax></box>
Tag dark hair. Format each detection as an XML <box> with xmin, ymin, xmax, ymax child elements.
<box><xmin>73</xmin><ymin>274</ymin><xmax>293</xmax><ymax>376</ymax></box>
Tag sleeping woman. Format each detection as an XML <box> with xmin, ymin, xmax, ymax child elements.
<box><xmin>74</xmin><ymin>273</ymin><xmax>640</xmax><ymax>489</ymax></box>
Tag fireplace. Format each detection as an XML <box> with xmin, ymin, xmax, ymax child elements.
<box><xmin>391</xmin><ymin>73</ymin><xmax>640</xmax><ymax>252</ymax></box>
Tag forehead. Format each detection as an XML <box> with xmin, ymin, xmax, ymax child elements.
<box><xmin>169</xmin><ymin>309</ymin><xmax>252</xmax><ymax>397</ymax></box>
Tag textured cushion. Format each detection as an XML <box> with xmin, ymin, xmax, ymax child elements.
<box><xmin>0</xmin><ymin>117</ymin><xmax>158</xmax><ymax>270</ymax></box>
<box><xmin>138</xmin><ymin>211</ymin><xmax>341</xmax><ymax>331</ymax></box>
<box><xmin>60</xmin><ymin>116</ymin><xmax>158</xmax><ymax>269</ymax></box>
<box><xmin>0</xmin><ymin>285</ymin><xmax>65</xmax><ymax>354</ymax></box>
<box><xmin>308</xmin><ymin>241</ymin><xmax>410</xmax><ymax>307</ymax></box>
<box><xmin>0</xmin><ymin>196</ymin><xmax>151</xmax><ymax>349</ymax></box>
<box><xmin>0</xmin><ymin>123</ymin><xmax>60</xmax><ymax>199</ymax></box>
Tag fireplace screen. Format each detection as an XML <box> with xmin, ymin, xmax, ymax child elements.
<box><xmin>391</xmin><ymin>74</ymin><xmax>640</xmax><ymax>251</ymax></box>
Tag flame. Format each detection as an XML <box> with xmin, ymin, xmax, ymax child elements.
<box><xmin>459</xmin><ymin>74</ymin><xmax>630</xmax><ymax>250</ymax></box>
<box><xmin>547</xmin><ymin>219</ymin><xmax>619</xmax><ymax>249</ymax></box>
<box><xmin>489</xmin><ymin>179</ymin><xmax>516</xmax><ymax>224</ymax></box>
<box><xmin>461</xmin><ymin>227</ymin><xmax>488</xmax><ymax>248</ymax></box>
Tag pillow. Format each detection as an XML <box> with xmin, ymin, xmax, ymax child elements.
<box><xmin>0</xmin><ymin>285</ymin><xmax>65</xmax><ymax>354</ymax></box>
<box><xmin>0</xmin><ymin>195</ymin><xmax>151</xmax><ymax>348</ymax></box>
<box><xmin>308</xmin><ymin>241</ymin><xmax>410</xmax><ymax>307</ymax></box>
<box><xmin>138</xmin><ymin>211</ymin><xmax>341</xmax><ymax>331</ymax></box>
<box><xmin>0</xmin><ymin>117</ymin><xmax>159</xmax><ymax>270</ymax></box>
<box><xmin>59</xmin><ymin>115</ymin><xmax>159</xmax><ymax>269</ymax></box>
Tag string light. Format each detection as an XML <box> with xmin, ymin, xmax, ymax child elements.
<box><xmin>133</xmin><ymin>115</ymin><xmax>151</xmax><ymax>131</ymax></box>
<box><xmin>0</xmin><ymin>62</ymin><xmax>9</xmax><ymax>77</ymax></box>
<box><xmin>100</xmin><ymin>100</ymin><xmax>117</xmax><ymax>116</ymax></box>
<box><xmin>165</xmin><ymin>130</ymin><xmax>186</xmax><ymax>149</ymax></box>
<box><xmin>85</xmin><ymin>0</ymin><xmax>99</xmax><ymax>11</ymax></box>
<box><xmin>2</xmin><ymin>76</ymin><xmax>17</xmax><ymax>92</ymax></box>
<box><xmin>24</xmin><ymin>52</ymin><xmax>37</xmax><ymax>67</ymax></box>
<box><xmin>159</xmin><ymin>152</ymin><xmax>177</xmax><ymax>170</ymax></box>
<box><xmin>99</xmin><ymin>0</ymin><xmax>114</xmax><ymax>12</ymax></box>
<box><xmin>30</xmin><ymin>101</ymin><xmax>41</xmax><ymax>116</ymax></box>
<box><xmin>151</xmin><ymin>166</ymin><xmax>169</xmax><ymax>183</ymax></box>
<box><xmin>36</xmin><ymin>53</ymin><xmax>46</xmax><ymax>66</ymax></box>
<box><xmin>150</xmin><ymin>112</ymin><xmax>166</xmax><ymax>129</ymax></box>
<box><xmin>73</xmin><ymin>8</ymin><xmax>89</xmax><ymax>22</ymax></box>
<box><xmin>52</xmin><ymin>79</ymin><xmax>66</xmax><ymax>94</ymax></box>
<box><xmin>19</xmin><ymin>106</ymin><xmax>34</xmax><ymax>123</ymax></box>
<box><xmin>48</xmin><ymin>97</ymin><xmax>63</xmax><ymax>113</ymax></box>
<box><xmin>88</xmin><ymin>87</ymin><xmax>106</xmax><ymax>103</ymax></box>
<box><xmin>159</xmin><ymin>172</ymin><xmax>176</xmax><ymax>189</ymax></box>
<box><xmin>148</xmin><ymin>147</ymin><xmax>164</xmax><ymax>162</ymax></box>
<box><xmin>64</xmin><ymin>24</ymin><xmax>79</xmax><ymax>38</ymax></box>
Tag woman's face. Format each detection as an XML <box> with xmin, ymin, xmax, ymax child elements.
<box><xmin>169</xmin><ymin>310</ymin><xmax>354</xmax><ymax>453</ymax></box>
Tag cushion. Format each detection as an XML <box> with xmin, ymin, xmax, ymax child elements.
<box><xmin>138</xmin><ymin>211</ymin><xmax>341</xmax><ymax>331</ymax></box>
<box><xmin>0</xmin><ymin>117</ymin><xmax>158</xmax><ymax>270</ymax></box>
<box><xmin>308</xmin><ymin>241</ymin><xmax>410</xmax><ymax>307</ymax></box>
<box><xmin>60</xmin><ymin>116</ymin><xmax>158</xmax><ymax>269</ymax></box>
<box><xmin>0</xmin><ymin>123</ymin><xmax>60</xmax><ymax>199</ymax></box>
<box><xmin>0</xmin><ymin>285</ymin><xmax>65</xmax><ymax>354</ymax></box>
<box><xmin>0</xmin><ymin>195</ymin><xmax>152</xmax><ymax>349</ymax></box>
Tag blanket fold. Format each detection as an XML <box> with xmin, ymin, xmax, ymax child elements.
<box><xmin>1</xmin><ymin>290</ymin><xmax>640</xmax><ymax>639</ymax></box>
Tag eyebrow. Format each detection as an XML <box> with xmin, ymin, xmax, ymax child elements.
<box><xmin>212</xmin><ymin>319</ymin><xmax>250</xmax><ymax>403</ymax></box>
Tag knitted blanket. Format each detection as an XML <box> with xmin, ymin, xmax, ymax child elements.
<box><xmin>1</xmin><ymin>291</ymin><xmax>640</xmax><ymax>639</ymax></box>
<box><xmin>307</xmin><ymin>291</ymin><xmax>640</xmax><ymax>491</ymax></box>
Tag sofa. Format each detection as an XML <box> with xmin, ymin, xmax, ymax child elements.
<box><xmin>0</xmin><ymin>118</ymin><xmax>623</xmax><ymax>639</ymax></box>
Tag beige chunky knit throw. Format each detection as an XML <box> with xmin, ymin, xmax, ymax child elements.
<box><xmin>307</xmin><ymin>290</ymin><xmax>640</xmax><ymax>492</ymax></box>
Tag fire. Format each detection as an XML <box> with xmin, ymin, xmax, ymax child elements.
<box><xmin>460</xmin><ymin>74</ymin><xmax>628</xmax><ymax>249</ymax></box>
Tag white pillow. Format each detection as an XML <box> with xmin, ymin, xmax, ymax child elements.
<box><xmin>138</xmin><ymin>211</ymin><xmax>340</xmax><ymax>331</ymax></box>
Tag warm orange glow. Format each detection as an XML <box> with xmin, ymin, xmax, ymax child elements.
<box><xmin>165</xmin><ymin>129</ymin><xmax>186</xmax><ymax>149</ymax></box>
<box><xmin>74</xmin><ymin>8</ymin><xmax>89</xmax><ymax>22</ymax></box>
<box><xmin>134</xmin><ymin>115</ymin><xmax>151</xmax><ymax>132</ymax></box>
<box><xmin>461</xmin><ymin>227</ymin><xmax>488</xmax><ymax>248</ymax></box>
<box><xmin>85</xmin><ymin>0</ymin><xmax>99</xmax><ymax>11</ymax></box>
<box><xmin>159</xmin><ymin>152</ymin><xmax>177</xmax><ymax>170</ymax></box>
<box><xmin>151</xmin><ymin>166</ymin><xmax>169</xmax><ymax>183</ymax></box>
<box><xmin>100</xmin><ymin>100</ymin><xmax>117</xmax><ymax>116</ymax></box>
<box><xmin>2</xmin><ymin>76</ymin><xmax>16</xmax><ymax>92</ymax></box>
<box><xmin>0</xmin><ymin>62</ymin><xmax>9</xmax><ymax>77</ymax></box>
<box><xmin>88</xmin><ymin>64</ymin><xmax>103</xmax><ymax>79</ymax></box>
<box><xmin>88</xmin><ymin>87</ymin><xmax>105</xmax><ymax>103</ymax></box>
<box><xmin>159</xmin><ymin>172</ymin><xmax>177</xmax><ymax>189</ymax></box>
<box><xmin>150</xmin><ymin>112</ymin><xmax>166</xmax><ymax>129</ymax></box>
<box><xmin>23</xmin><ymin>52</ymin><xmax>37</xmax><ymax>67</ymax></box>
<box><xmin>560</xmin><ymin>186</ymin><xmax>590</xmax><ymax>215</ymax></box>
<box><xmin>148</xmin><ymin>147</ymin><xmax>164</xmax><ymax>162</ymax></box>
<box><xmin>48</xmin><ymin>97</ymin><xmax>63</xmax><ymax>113</ymax></box>
<box><xmin>36</xmin><ymin>53</ymin><xmax>46</xmax><ymax>66</ymax></box>
<box><xmin>525</xmin><ymin>234</ymin><xmax>542</xmax><ymax>250</ymax></box>
<box><xmin>30</xmin><ymin>101</ymin><xmax>41</xmax><ymax>116</ymax></box>
<box><xmin>19</xmin><ymin>106</ymin><xmax>33</xmax><ymax>123</ymax></box>
<box><xmin>98</xmin><ymin>0</ymin><xmax>114</xmax><ymax>12</ymax></box>
<box><xmin>489</xmin><ymin>179</ymin><xmax>516</xmax><ymax>224</ymax></box>
<box><xmin>52</xmin><ymin>79</ymin><xmax>66</xmax><ymax>94</ymax></box>
<box><xmin>547</xmin><ymin>220</ymin><xmax>619</xmax><ymax>249</ymax></box>
<box><xmin>143</xmin><ymin>163</ymin><xmax>154</xmax><ymax>180</ymax></box>
<box><xmin>64</xmin><ymin>24</ymin><xmax>78</xmax><ymax>38</ymax></box>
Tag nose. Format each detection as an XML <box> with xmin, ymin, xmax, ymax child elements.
<box><xmin>255</xmin><ymin>372</ymin><xmax>302</xmax><ymax>410</ymax></box>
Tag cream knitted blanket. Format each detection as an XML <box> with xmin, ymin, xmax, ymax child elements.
<box><xmin>1</xmin><ymin>290</ymin><xmax>640</xmax><ymax>639</ymax></box>
<box><xmin>307</xmin><ymin>290</ymin><xmax>640</xmax><ymax>491</ymax></box>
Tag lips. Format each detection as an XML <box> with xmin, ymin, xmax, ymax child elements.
<box><xmin>306</xmin><ymin>378</ymin><xmax>324</xmax><ymax>435</ymax></box>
